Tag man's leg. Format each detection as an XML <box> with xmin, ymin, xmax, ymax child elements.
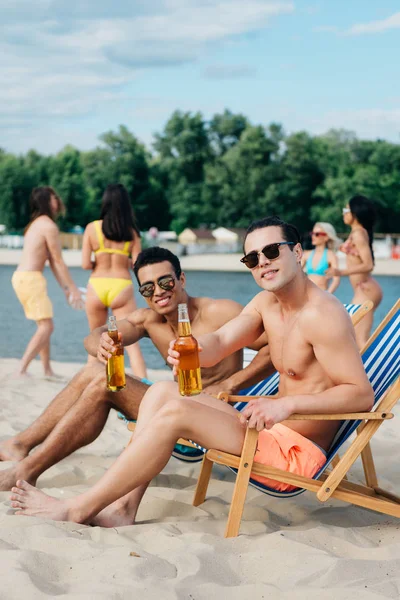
<box><xmin>93</xmin><ymin>381</ymin><xmax>238</xmax><ymax>527</ymax></box>
<box><xmin>0</xmin><ymin>362</ymin><xmax>103</xmax><ymax>462</ymax></box>
<box><xmin>0</xmin><ymin>373</ymin><xmax>149</xmax><ymax>491</ymax></box>
<box><xmin>10</xmin><ymin>381</ymin><xmax>245</xmax><ymax>523</ymax></box>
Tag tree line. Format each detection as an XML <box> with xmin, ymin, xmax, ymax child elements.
<box><xmin>1</xmin><ymin>110</ymin><xmax>399</xmax><ymax>235</ymax></box>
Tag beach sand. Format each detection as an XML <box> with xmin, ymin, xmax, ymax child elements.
<box><xmin>0</xmin><ymin>358</ymin><xmax>399</xmax><ymax>598</ymax></box>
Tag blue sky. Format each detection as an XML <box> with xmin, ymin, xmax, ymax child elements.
<box><xmin>1</xmin><ymin>0</ymin><xmax>400</xmax><ymax>154</ymax></box>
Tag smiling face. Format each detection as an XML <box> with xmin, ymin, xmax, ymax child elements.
<box><xmin>243</xmin><ymin>226</ymin><xmax>302</xmax><ymax>293</ymax></box>
<box><xmin>137</xmin><ymin>260</ymin><xmax>186</xmax><ymax>316</ymax></box>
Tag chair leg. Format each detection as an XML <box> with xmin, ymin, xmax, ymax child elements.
<box><xmin>225</xmin><ymin>428</ymin><xmax>259</xmax><ymax>538</ymax></box>
<box><xmin>193</xmin><ymin>455</ymin><xmax>213</xmax><ymax>507</ymax></box>
<box><xmin>357</xmin><ymin>424</ymin><xmax>378</xmax><ymax>487</ymax></box>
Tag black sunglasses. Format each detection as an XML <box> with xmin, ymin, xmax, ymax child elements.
<box><xmin>240</xmin><ymin>242</ymin><xmax>295</xmax><ymax>269</ymax></box>
<box><xmin>139</xmin><ymin>275</ymin><xmax>176</xmax><ymax>298</ymax></box>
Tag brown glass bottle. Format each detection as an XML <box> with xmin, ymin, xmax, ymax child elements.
<box><xmin>106</xmin><ymin>315</ymin><xmax>126</xmax><ymax>392</ymax></box>
<box><xmin>174</xmin><ymin>303</ymin><xmax>202</xmax><ymax>396</ymax></box>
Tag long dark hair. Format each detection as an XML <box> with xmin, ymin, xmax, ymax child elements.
<box><xmin>100</xmin><ymin>184</ymin><xmax>140</xmax><ymax>242</ymax></box>
<box><xmin>349</xmin><ymin>195</ymin><xmax>376</xmax><ymax>263</ymax></box>
<box><xmin>25</xmin><ymin>186</ymin><xmax>64</xmax><ymax>233</ymax></box>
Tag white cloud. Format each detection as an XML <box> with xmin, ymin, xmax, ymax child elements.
<box><xmin>315</xmin><ymin>11</ymin><xmax>400</xmax><ymax>37</ymax></box>
<box><xmin>343</xmin><ymin>11</ymin><xmax>400</xmax><ymax>35</ymax></box>
<box><xmin>0</xmin><ymin>0</ymin><xmax>294</xmax><ymax>152</ymax></box>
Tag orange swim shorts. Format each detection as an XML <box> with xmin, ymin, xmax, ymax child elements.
<box><xmin>251</xmin><ymin>423</ymin><xmax>327</xmax><ymax>491</ymax></box>
<box><xmin>11</xmin><ymin>271</ymin><xmax>53</xmax><ymax>321</ymax></box>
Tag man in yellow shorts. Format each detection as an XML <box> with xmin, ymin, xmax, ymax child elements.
<box><xmin>11</xmin><ymin>186</ymin><xmax>82</xmax><ymax>377</ymax></box>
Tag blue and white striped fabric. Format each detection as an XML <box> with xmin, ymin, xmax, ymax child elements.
<box><xmin>243</xmin><ymin>303</ymin><xmax>400</xmax><ymax>498</ymax></box>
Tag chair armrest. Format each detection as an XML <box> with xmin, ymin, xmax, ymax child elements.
<box><xmin>217</xmin><ymin>392</ymin><xmax>277</xmax><ymax>404</ymax></box>
<box><xmin>286</xmin><ymin>412</ymin><xmax>393</xmax><ymax>421</ymax></box>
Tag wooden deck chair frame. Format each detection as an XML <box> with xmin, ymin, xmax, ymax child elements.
<box><xmin>127</xmin><ymin>300</ymin><xmax>374</xmax><ymax>452</ymax></box>
<box><xmin>193</xmin><ymin>299</ymin><xmax>400</xmax><ymax>537</ymax></box>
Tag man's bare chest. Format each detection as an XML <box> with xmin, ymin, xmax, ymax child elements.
<box><xmin>266</xmin><ymin>320</ymin><xmax>314</xmax><ymax>379</ymax></box>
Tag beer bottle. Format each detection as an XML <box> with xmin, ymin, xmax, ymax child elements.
<box><xmin>106</xmin><ymin>315</ymin><xmax>126</xmax><ymax>392</ymax></box>
<box><xmin>174</xmin><ymin>303</ymin><xmax>202</xmax><ymax>396</ymax></box>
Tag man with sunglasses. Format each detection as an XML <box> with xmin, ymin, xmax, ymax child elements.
<box><xmin>7</xmin><ymin>217</ymin><xmax>373</xmax><ymax>527</ymax></box>
<box><xmin>0</xmin><ymin>247</ymin><xmax>273</xmax><ymax>492</ymax></box>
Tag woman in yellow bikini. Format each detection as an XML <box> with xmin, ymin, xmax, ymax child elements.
<box><xmin>81</xmin><ymin>184</ymin><xmax>147</xmax><ymax>378</ymax></box>
<box><xmin>11</xmin><ymin>186</ymin><xmax>83</xmax><ymax>378</ymax></box>
<box><xmin>327</xmin><ymin>195</ymin><xmax>383</xmax><ymax>348</ymax></box>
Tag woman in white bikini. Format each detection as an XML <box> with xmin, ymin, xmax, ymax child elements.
<box><xmin>302</xmin><ymin>222</ymin><xmax>341</xmax><ymax>293</ymax></box>
<box><xmin>81</xmin><ymin>184</ymin><xmax>147</xmax><ymax>379</ymax></box>
<box><xmin>327</xmin><ymin>195</ymin><xmax>382</xmax><ymax>348</ymax></box>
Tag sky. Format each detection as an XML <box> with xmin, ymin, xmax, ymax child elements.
<box><xmin>1</xmin><ymin>0</ymin><xmax>400</xmax><ymax>154</ymax></box>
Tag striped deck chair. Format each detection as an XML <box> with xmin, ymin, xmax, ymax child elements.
<box><xmin>127</xmin><ymin>301</ymin><xmax>373</xmax><ymax>462</ymax></box>
<box><xmin>192</xmin><ymin>299</ymin><xmax>400</xmax><ymax>537</ymax></box>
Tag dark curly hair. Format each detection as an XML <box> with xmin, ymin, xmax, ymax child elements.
<box><xmin>133</xmin><ymin>247</ymin><xmax>182</xmax><ymax>283</ymax></box>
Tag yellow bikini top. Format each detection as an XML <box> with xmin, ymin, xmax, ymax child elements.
<box><xmin>93</xmin><ymin>221</ymin><xmax>131</xmax><ymax>257</ymax></box>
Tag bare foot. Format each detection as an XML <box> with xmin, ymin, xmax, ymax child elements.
<box><xmin>10</xmin><ymin>480</ymin><xmax>73</xmax><ymax>521</ymax></box>
<box><xmin>43</xmin><ymin>373</ymin><xmax>68</xmax><ymax>383</ymax></box>
<box><xmin>11</xmin><ymin>372</ymin><xmax>32</xmax><ymax>380</ymax></box>
<box><xmin>0</xmin><ymin>439</ymin><xmax>29</xmax><ymax>462</ymax></box>
<box><xmin>0</xmin><ymin>465</ymin><xmax>34</xmax><ymax>491</ymax></box>
<box><xmin>91</xmin><ymin>500</ymin><xmax>136</xmax><ymax>528</ymax></box>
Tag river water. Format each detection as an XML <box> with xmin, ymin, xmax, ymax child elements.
<box><xmin>0</xmin><ymin>265</ymin><xmax>398</xmax><ymax>369</ymax></box>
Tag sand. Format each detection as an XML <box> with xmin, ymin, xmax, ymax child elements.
<box><xmin>0</xmin><ymin>358</ymin><xmax>399</xmax><ymax>599</ymax></box>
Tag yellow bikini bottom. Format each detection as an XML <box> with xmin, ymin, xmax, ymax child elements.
<box><xmin>88</xmin><ymin>277</ymin><xmax>133</xmax><ymax>308</ymax></box>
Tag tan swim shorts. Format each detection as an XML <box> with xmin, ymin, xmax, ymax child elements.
<box><xmin>11</xmin><ymin>271</ymin><xmax>53</xmax><ymax>321</ymax></box>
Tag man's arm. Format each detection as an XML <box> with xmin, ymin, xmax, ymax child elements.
<box><xmin>45</xmin><ymin>222</ymin><xmax>81</xmax><ymax>305</ymax></box>
<box><xmin>241</xmin><ymin>302</ymin><xmax>374</xmax><ymax>430</ymax></box>
<box><xmin>197</xmin><ymin>297</ymin><xmax>265</xmax><ymax>368</ymax></box>
<box><xmin>84</xmin><ymin>310</ymin><xmax>148</xmax><ymax>361</ymax></box>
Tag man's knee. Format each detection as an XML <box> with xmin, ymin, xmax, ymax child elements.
<box><xmin>89</xmin><ymin>371</ymin><xmax>107</xmax><ymax>395</ymax></box>
<box><xmin>155</xmin><ymin>394</ymin><xmax>190</xmax><ymax>423</ymax></box>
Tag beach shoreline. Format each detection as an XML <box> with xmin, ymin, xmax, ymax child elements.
<box><xmin>1</xmin><ymin>248</ymin><xmax>400</xmax><ymax>275</ymax></box>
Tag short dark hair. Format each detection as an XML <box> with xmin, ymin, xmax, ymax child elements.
<box><xmin>133</xmin><ymin>246</ymin><xmax>182</xmax><ymax>283</ymax></box>
<box><xmin>243</xmin><ymin>216</ymin><xmax>301</xmax><ymax>250</ymax></box>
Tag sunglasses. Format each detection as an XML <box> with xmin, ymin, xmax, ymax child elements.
<box><xmin>311</xmin><ymin>231</ymin><xmax>327</xmax><ymax>237</ymax></box>
<box><xmin>240</xmin><ymin>242</ymin><xmax>295</xmax><ymax>269</ymax></box>
<box><xmin>139</xmin><ymin>274</ymin><xmax>176</xmax><ymax>298</ymax></box>
<box><xmin>342</xmin><ymin>208</ymin><xmax>351</xmax><ymax>214</ymax></box>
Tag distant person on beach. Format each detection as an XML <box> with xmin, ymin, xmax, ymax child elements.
<box><xmin>11</xmin><ymin>186</ymin><xmax>83</xmax><ymax>379</ymax></box>
<box><xmin>326</xmin><ymin>195</ymin><xmax>383</xmax><ymax>348</ymax></box>
<box><xmin>0</xmin><ymin>247</ymin><xmax>273</xmax><ymax>491</ymax></box>
<box><xmin>6</xmin><ymin>218</ymin><xmax>373</xmax><ymax>527</ymax></box>
<box><xmin>81</xmin><ymin>184</ymin><xmax>147</xmax><ymax>379</ymax></box>
<box><xmin>302</xmin><ymin>222</ymin><xmax>341</xmax><ymax>293</ymax></box>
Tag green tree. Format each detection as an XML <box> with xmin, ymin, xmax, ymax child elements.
<box><xmin>49</xmin><ymin>146</ymin><xmax>87</xmax><ymax>230</ymax></box>
<box><xmin>0</xmin><ymin>154</ymin><xmax>37</xmax><ymax>231</ymax></box>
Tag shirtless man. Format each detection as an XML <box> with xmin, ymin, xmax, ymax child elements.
<box><xmin>9</xmin><ymin>216</ymin><xmax>373</xmax><ymax>526</ymax></box>
<box><xmin>0</xmin><ymin>247</ymin><xmax>272</xmax><ymax>491</ymax></box>
<box><xmin>11</xmin><ymin>186</ymin><xmax>82</xmax><ymax>377</ymax></box>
